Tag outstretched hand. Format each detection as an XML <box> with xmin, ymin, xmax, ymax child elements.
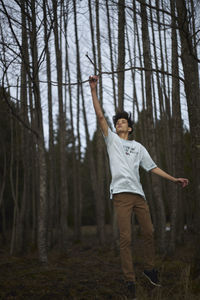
<box><xmin>89</xmin><ymin>75</ymin><xmax>98</xmax><ymax>90</ymax></box>
<box><xmin>175</xmin><ymin>178</ymin><xmax>189</xmax><ymax>188</ymax></box>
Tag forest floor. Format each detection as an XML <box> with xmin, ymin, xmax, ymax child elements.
<box><xmin>0</xmin><ymin>226</ymin><xmax>200</xmax><ymax>300</ymax></box>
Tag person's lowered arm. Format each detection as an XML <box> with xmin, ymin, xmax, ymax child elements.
<box><xmin>151</xmin><ymin>167</ymin><xmax>189</xmax><ymax>188</ymax></box>
<box><xmin>89</xmin><ymin>75</ymin><xmax>108</xmax><ymax>137</ymax></box>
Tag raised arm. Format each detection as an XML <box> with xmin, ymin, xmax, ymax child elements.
<box><xmin>89</xmin><ymin>75</ymin><xmax>108</xmax><ymax>137</ymax></box>
<box><xmin>151</xmin><ymin>167</ymin><xmax>189</xmax><ymax>188</ymax></box>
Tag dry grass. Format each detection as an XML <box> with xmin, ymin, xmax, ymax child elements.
<box><xmin>0</xmin><ymin>226</ymin><xmax>199</xmax><ymax>299</ymax></box>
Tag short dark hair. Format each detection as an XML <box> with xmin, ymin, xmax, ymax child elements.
<box><xmin>113</xmin><ymin>111</ymin><xmax>134</xmax><ymax>134</ymax></box>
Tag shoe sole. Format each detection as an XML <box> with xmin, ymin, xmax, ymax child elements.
<box><xmin>143</xmin><ymin>272</ymin><xmax>161</xmax><ymax>287</ymax></box>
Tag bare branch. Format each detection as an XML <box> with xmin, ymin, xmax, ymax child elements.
<box><xmin>1</xmin><ymin>62</ymin><xmax>39</xmax><ymax>138</ymax></box>
<box><xmin>109</xmin><ymin>0</ymin><xmax>174</xmax><ymax>18</ymax></box>
<box><xmin>85</xmin><ymin>53</ymin><xmax>185</xmax><ymax>83</ymax></box>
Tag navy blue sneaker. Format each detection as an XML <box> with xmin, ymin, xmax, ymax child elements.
<box><xmin>143</xmin><ymin>269</ymin><xmax>161</xmax><ymax>287</ymax></box>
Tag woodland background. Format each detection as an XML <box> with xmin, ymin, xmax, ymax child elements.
<box><xmin>0</xmin><ymin>0</ymin><xmax>200</xmax><ymax>299</ymax></box>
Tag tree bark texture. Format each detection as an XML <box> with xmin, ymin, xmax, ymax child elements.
<box><xmin>141</xmin><ymin>0</ymin><xmax>166</xmax><ymax>253</ymax></box>
<box><xmin>117</xmin><ymin>0</ymin><xmax>125</xmax><ymax>111</ymax></box>
<box><xmin>53</xmin><ymin>0</ymin><xmax>69</xmax><ymax>249</ymax></box>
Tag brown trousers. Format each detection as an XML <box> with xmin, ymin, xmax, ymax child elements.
<box><xmin>113</xmin><ymin>193</ymin><xmax>155</xmax><ymax>282</ymax></box>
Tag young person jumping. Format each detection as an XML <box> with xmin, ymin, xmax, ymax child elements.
<box><xmin>89</xmin><ymin>75</ymin><xmax>189</xmax><ymax>299</ymax></box>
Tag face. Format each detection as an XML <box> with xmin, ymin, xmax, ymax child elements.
<box><xmin>116</xmin><ymin>118</ymin><xmax>131</xmax><ymax>134</ymax></box>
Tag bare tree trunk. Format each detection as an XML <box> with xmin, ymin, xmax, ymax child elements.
<box><xmin>155</xmin><ymin>0</ymin><xmax>170</xmax><ymax>119</ymax></box>
<box><xmin>168</xmin><ymin>0</ymin><xmax>184</xmax><ymax>253</ymax></box>
<box><xmin>105</xmin><ymin>0</ymin><xmax>118</xmax><ymax>245</ymax></box>
<box><xmin>65</xmin><ymin>44</ymin><xmax>79</xmax><ymax>241</ymax></box>
<box><xmin>0</xmin><ymin>143</ymin><xmax>6</xmax><ymax>209</ymax></box>
<box><xmin>133</xmin><ymin>0</ymin><xmax>146</xmax><ymax>136</ymax></box>
<box><xmin>161</xmin><ymin>0</ymin><xmax>171</xmax><ymax>102</ymax></box>
<box><xmin>190</xmin><ymin>0</ymin><xmax>198</xmax><ymax>58</ymax></box>
<box><xmin>0</xmin><ymin>31</ymin><xmax>8</xmax><ymax>213</ymax></box>
<box><xmin>0</xmin><ymin>142</ymin><xmax>7</xmax><ymax>243</ymax></box>
<box><xmin>149</xmin><ymin>0</ymin><xmax>164</xmax><ymax>117</ymax></box>
<box><xmin>105</xmin><ymin>0</ymin><xmax>117</xmax><ymax>110</ymax></box>
<box><xmin>117</xmin><ymin>0</ymin><xmax>125</xmax><ymax>110</ymax></box>
<box><xmin>30</xmin><ymin>0</ymin><xmax>48</xmax><ymax>262</ymax></box>
<box><xmin>88</xmin><ymin>0</ymin><xmax>107</xmax><ymax>245</ymax></box>
<box><xmin>140</xmin><ymin>0</ymin><xmax>166</xmax><ymax>253</ymax></box>
<box><xmin>14</xmin><ymin>0</ymin><xmax>30</xmax><ymax>254</ymax></box>
<box><xmin>175</xmin><ymin>0</ymin><xmax>200</xmax><ymax>275</ymax></box>
<box><xmin>88</xmin><ymin>0</ymin><xmax>97</xmax><ymax>73</ymax></box>
<box><xmin>63</xmin><ymin>2</ymin><xmax>79</xmax><ymax>244</ymax></box>
<box><xmin>10</xmin><ymin>85</ymin><xmax>20</xmax><ymax>255</ymax></box>
<box><xmin>43</xmin><ymin>0</ymin><xmax>55</xmax><ymax>249</ymax></box>
<box><xmin>37</xmin><ymin>135</ymin><xmax>47</xmax><ymax>263</ymax></box>
<box><xmin>176</xmin><ymin>0</ymin><xmax>200</xmax><ymax>228</ymax></box>
<box><xmin>125</xmin><ymin>23</ymin><xmax>138</xmax><ymax>123</ymax></box>
<box><xmin>153</xmin><ymin>0</ymin><xmax>172</xmax><ymax>180</ymax></box>
<box><xmin>132</xmin><ymin>1</ymin><xmax>157</xmax><ymax>228</ymax></box>
<box><xmin>25</xmin><ymin>48</ymin><xmax>38</xmax><ymax>247</ymax></box>
<box><xmin>52</xmin><ymin>0</ymin><xmax>69</xmax><ymax>249</ymax></box>
<box><xmin>72</xmin><ymin>0</ymin><xmax>83</xmax><ymax>241</ymax></box>
<box><xmin>95</xmin><ymin>0</ymin><xmax>105</xmax><ymax>244</ymax></box>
